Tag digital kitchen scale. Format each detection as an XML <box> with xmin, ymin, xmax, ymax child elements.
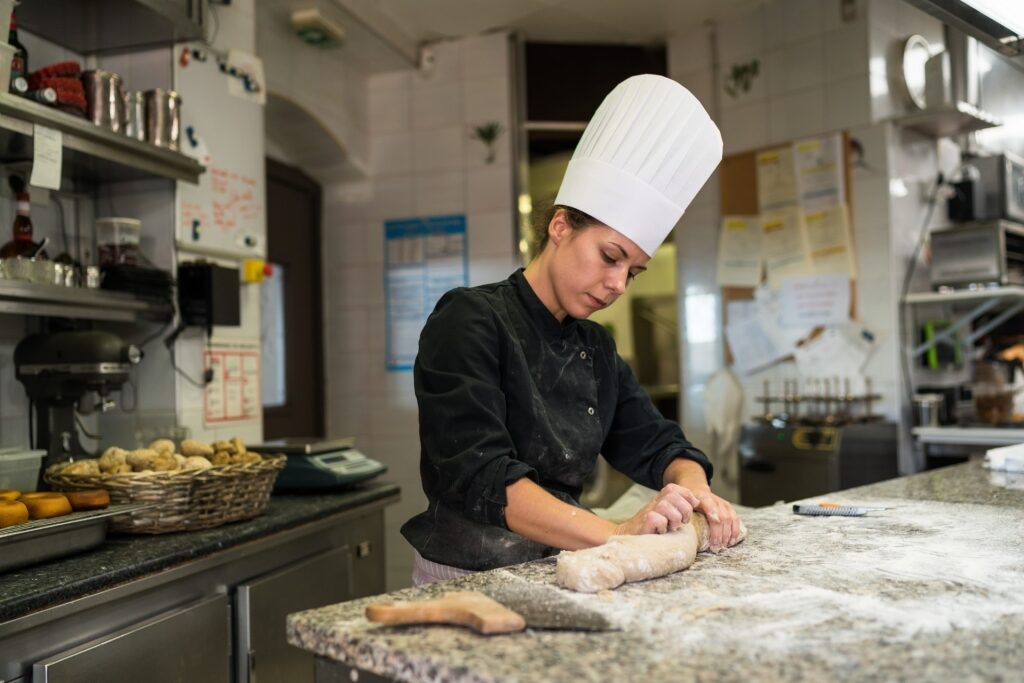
<box><xmin>248</xmin><ymin>437</ymin><xmax>387</xmax><ymax>491</ymax></box>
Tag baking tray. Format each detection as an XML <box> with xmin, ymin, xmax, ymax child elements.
<box><xmin>0</xmin><ymin>503</ymin><xmax>153</xmax><ymax>573</ymax></box>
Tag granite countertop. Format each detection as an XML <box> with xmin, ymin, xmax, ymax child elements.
<box><xmin>0</xmin><ymin>481</ymin><xmax>400</xmax><ymax>621</ymax></box>
<box><xmin>288</xmin><ymin>462</ymin><xmax>1024</xmax><ymax>683</ymax></box>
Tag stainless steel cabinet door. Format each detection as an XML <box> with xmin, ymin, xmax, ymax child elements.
<box><xmin>34</xmin><ymin>594</ymin><xmax>230</xmax><ymax>683</ymax></box>
<box><xmin>349</xmin><ymin>513</ymin><xmax>386</xmax><ymax>598</ymax></box>
<box><xmin>236</xmin><ymin>546</ymin><xmax>351</xmax><ymax>683</ymax></box>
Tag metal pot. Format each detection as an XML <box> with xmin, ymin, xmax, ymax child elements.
<box><xmin>912</xmin><ymin>393</ymin><xmax>943</xmax><ymax>427</ymax></box>
<box><xmin>124</xmin><ymin>91</ymin><xmax>146</xmax><ymax>141</ymax></box>
<box><xmin>144</xmin><ymin>89</ymin><xmax>182</xmax><ymax>151</ymax></box>
<box><xmin>82</xmin><ymin>70</ymin><xmax>128</xmax><ymax>134</ymax></box>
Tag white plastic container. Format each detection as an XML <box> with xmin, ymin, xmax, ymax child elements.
<box><xmin>0</xmin><ymin>448</ymin><xmax>45</xmax><ymax>491</ymax></box>
<box><xmin>96</xmin><ymin>217</ymin><xmax>142</xmax><ymax>266</ymax></box>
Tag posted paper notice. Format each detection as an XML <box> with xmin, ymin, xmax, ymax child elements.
<box><xmin>756</xmin><ymin>146</ymin><xmax>798</xmax><ymax>210</ymax></box>
<box><xmin>760</xmin><ymin>206</ymin><xmax>810</xmax><ymax>287</ymax></box>
<box><xmin>30</xmin><ymin>125</ymin><xmax>62</xmax><ymax>191</ymax></box>
<box><xmin>804</xmin><ymin>201</ymin><xmax>857</xmax><ymax>278</ymax></box>
<box><xmin>778</xmin><ymin>274</ymin><xmax>851</xmax><ymax>328</ymax></box>
<box><xmin>794</xmin><ymin>135</ymin><xmax>844</xmax><ymax>204</ymax></box>
<box><xmin>717</xmin><ymin>215</ymin><xmax>762</xmax><ymax>287</ymax></box>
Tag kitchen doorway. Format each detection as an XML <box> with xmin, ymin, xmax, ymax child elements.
<box><xmin>262</xmin><ymin>158</ymin><xmax>325</xmax><ymax>439</ymax></box>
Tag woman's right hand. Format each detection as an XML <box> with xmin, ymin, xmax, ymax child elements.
<box><xmin>612</xmin><ymin>484</ymin><xmax>702</xmax><ymax>536</ymax></box>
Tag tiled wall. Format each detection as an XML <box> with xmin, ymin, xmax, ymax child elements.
<box><xmin>315</xmin><ymin>33</ymin><xmax>517</xmax><ymax>590</ymax></box>
<box><xmin>666</xmin><ymin>0</ymin><xmax>956</xmax><ymax>485</ymax></box>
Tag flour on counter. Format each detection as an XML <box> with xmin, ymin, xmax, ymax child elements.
<box><xmin>557</xmin><ymin>498</ymin><xmax>1024</xmax><ymax>656</ymax></box>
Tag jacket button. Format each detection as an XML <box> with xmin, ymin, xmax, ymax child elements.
<box><xmin>587</xmin><ymin>407</ymin><xmax>595</xmax><ymax>415</ymax></box>
<box><xmin>579</xmin><ymin>351</ymin><xmax>587</xmax><ymax>360</ymax></box>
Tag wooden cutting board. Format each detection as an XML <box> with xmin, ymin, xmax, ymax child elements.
<box><xmin>366</xmin><ymin>584</ymin><xmax>616</xmax><ymax>634</ymax></box>
<box><xmin>366</xmin><ymin>591</ymin><xmax>526</xmax><ymax>634</ymax></box>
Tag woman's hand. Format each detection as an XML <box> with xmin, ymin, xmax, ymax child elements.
<box><xmin>689</xmin><ymin>488</ymin><xmax>743</xmax><ymax>552</ymax></box>
<box><xmin>662</xmin><ymin>458</ymin><xmax>743</xmax><ymax>552</ymax></box>
<box><xmin>612</xmin><ymin>484</ymin><xmax>701</xmax><ymax>536</ymax></box>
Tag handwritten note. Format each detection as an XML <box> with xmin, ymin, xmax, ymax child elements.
<box><xmin>778</xmin><ymin>274</ymin><xmax>851</xmax><ymax>328</ymax></box>
<box><xmin>30</xmin><ymin>125</ymin><xmax>62</xmax><ymax>190</ymax></box>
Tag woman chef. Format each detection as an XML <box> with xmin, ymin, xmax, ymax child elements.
<box><xmin>402</xmin><ymin>75</ymin><xmax>744</xmax><ymax>585</ymax></box>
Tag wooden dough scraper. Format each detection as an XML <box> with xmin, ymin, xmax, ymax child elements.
<box><xmin>366</xmin><ymin>583</ymin><xmax>616</xmax><ymax>635</ymax></box>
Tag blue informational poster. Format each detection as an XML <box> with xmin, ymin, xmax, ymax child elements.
<box><xmin>384</xmin><ymin>214</ymin><xmax>468</xmax><ymax>371</ymax></box>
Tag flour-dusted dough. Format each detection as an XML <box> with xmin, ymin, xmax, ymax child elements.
<box><xmin>556</xmin><ymin>514</ymin><xmax>747</xmax><ymax>592</ymax></box>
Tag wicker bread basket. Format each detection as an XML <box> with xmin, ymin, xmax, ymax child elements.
<box><xmin>46</xmin><ymin>454</ymin><xmax>286</xmax><ymax>534</ymax></box>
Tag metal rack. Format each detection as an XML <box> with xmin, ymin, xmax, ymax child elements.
<box><xmin>0</xmin><ymin>279</ymin><xmax>172</xmax><ymax>322</ymax></box>
<box><xmin>903</xmin><ymin>286</ymin><xmax>1024</xmax><ymax>359</ymax></box>
<box><xmin>912</xmin><ymin>426</ymin><xmax>1024</xmax><ymax>446</ymax></box>
<box><xmin>0</xmin><ymin>94</ymin><xmax>204</xmax><ymax>184</ymax></box>
<box><xmin>903</xmin><ymin>287</ymin><xmax>1024</xmax><ymax>448</ymax></box>
<box><xmin>755</xmin><ymin>377</ymin><xmax>881</xmax><ymax>427</ymax></box>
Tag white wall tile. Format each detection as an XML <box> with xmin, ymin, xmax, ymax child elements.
<box><xmin>762</xmin><ymin>2</ymin><xmax>790</xmax><ymax>52</ymax></box>
<box><xmin>782</xmin><ymin>37</ymin><xmax>826</xmax><ymax>93</ymax></box>
<box><xmin>336</xmin><ymin>264</ymin><xmax>386</xmax><ymax>311</ymax></box>
<box><xmin>763</xmin><ymin>49</ymin><xmax>786</xmax><ymax>98</ymax></box>
<box><xmin>417</xmin><ymin>39</ymin><xmax>462</xmax><ymax>85</ymax></box>
<box><xmin>467</xmin><ymin>210</ymin><xmax>516</xmax><ymax>257</ymax></box>
<box><xmin>465</xmin><ymin>133</ymin><xmax>510</xmax><ymax>170</ymax></box>
<box><xmin>0</xmin><ymin>417</ymin><xmax>30</xmax><ymax>448</ymax></box>
<box><xmin>463</xmin><ymin>77</ymin><xmax>511</xmax><ymax>128</ymax></box>
<box><xmin>326</xmin><ymin>307</ymin><xmax>371</xmax><ymax>353</ymax></box>
<box><xmin>825</xmin><ymin>19</ymin><xmax>869</xmax><ymax>82</ymax></box>
<box><xmin>465</xmin><ymin>166</ymin><xmax>513</xmax><ymax>213</ymax></box>
<box><xmin>674</xmin><ymin>69</ymin><xmax>715</xmax><ymax>110</ymax></box>
<box><xmin>413</xmin><ymin>125</ymin><xmax>466</xmax><ymax>172</ymax></box>
<box><xmin>0</xmin><ymin>339</ymin><xmax>26</xmax><ymax>419</ymax></box>
<box><xmin>369</xmin><ymin>85</ymin><xmax>412</xmax><ymax>134</ymax></box>
<box><xmin>717</xmin><ymin>5</ymin><xmax>765</xmax><ymax>63</ymax></box>
<box><xmin>415</xmin><ymin>170</ymin><xmax>466</xmax><ymax>216</ymax></box>
<box><xmin>784</xmin><ymin>88</ymin><xmax>827</xmax><ymax>139</ymax></box>
<box><xmin>411</xmin><ymin>82</ymin><xmax>464</xmax><ymax>130</ymax></box>
<box><xmin>370</xmin><ymin>71</ymin><xmax>412</xmax><ymax>93</ymax></box>
<box><xmin>469</xmin><ymin>255</ymin><xmax>519</xmax><ymax>287</ymax></box>
<box><xmin>720</xmin><ymin>101</ymin><xmax>770</xmax><ymax>154</ymax></box>
<box><xmin>461</xmin><ymin>33</ymin><xmax>509</xmax><ymax>81</ymax></box>
<box><xmin>825</xmin><ymin>0</ymin><xmax>868</xmax><ymax>30</ymax></box>
<box><xmin>869</xmin><ymin>68</ymin><xmax>897</xmax><ymax>121</ymax></box>
<box><xmin>369</xmin><ymin>176</ymin><xmax>417</xmax><ymax>221</ymax></box>
<box><xmin>825</xmin><ymin>74</ymin><xmax>872</xmax><ymax>130</ymax></box>
<box><xmin>768</xmin><ymin>96</ymin><xmax>788</xmax><ymax>144</ymax></box>
<box><xmin>669</xmin><ymin>26</ymin><xmax>712</xmax><ymax>74</ymax></box>
<box><xmin>371</xmin><ymin>131</ymin><xmax>415</xmax><ymax>177</ymax></box>
<box><xmin>785</xmin><ymin>0</ymin><xmax>825</xmax><ymax>44</ymax></box>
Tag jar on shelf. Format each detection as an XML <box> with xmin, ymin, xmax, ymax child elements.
<box><xmin>96</xmin><ymin>217</ymin><xmax>141</xmax><ymax>266</ymax></box>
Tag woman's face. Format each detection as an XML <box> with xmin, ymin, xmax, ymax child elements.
<box><xmin>548</xmin><ymin>213</ymin><xmax>650</xmax><ymax>320</ymax></box>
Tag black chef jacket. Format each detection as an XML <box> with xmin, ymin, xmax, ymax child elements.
<box><xmin>401</xmin><ymin>269</ymin><xmax>713</xmax><ymax>571</ymax></box>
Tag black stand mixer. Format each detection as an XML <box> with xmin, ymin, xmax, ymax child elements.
<box><xmin>14</xmin><ymin>330</ymin><xmax>141</xmax><ymax>476</ymax></box>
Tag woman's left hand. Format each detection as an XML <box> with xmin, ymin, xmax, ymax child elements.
<box><xmin>689</xmin><ymin>489</ymin><xmax>743</xmax><ymax>552</ymax></box>
<box><xmin>663</xmin><ymin>458</ymin><xmax>744</xmax><ymax>552</ymax></box>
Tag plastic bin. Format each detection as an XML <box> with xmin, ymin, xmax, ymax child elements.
<box><xmin>0</xmin><ymin>448</ymin><xmax>45</xmax><ymax>491</ymax></box>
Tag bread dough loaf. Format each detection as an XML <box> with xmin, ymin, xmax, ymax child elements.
<box><xmin>556</xmin><ymin>514</ymin><xmax>747</xmax><ymax>593</ymax></box>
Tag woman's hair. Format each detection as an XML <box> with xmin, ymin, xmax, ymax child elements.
<box><xmin>531</xmin><ymin>203</ymin><xmax>601</xmax><ymax>255</ymax></box>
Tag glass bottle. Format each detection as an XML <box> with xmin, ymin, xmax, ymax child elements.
<box><xmin>0</xmin><ymin>189</ymin><xmax>38</xmax><ymax>258</ymax></box>
<box><xmin>7</xmin><ymin>11</ymin><xmax>28</xmax><ymax>88</ymax></box>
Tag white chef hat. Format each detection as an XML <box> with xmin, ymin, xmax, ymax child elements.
<box><xmin>554</xmin><ymin>74</ymin><xmax>723</xmax><ymax>256</ymax></box>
